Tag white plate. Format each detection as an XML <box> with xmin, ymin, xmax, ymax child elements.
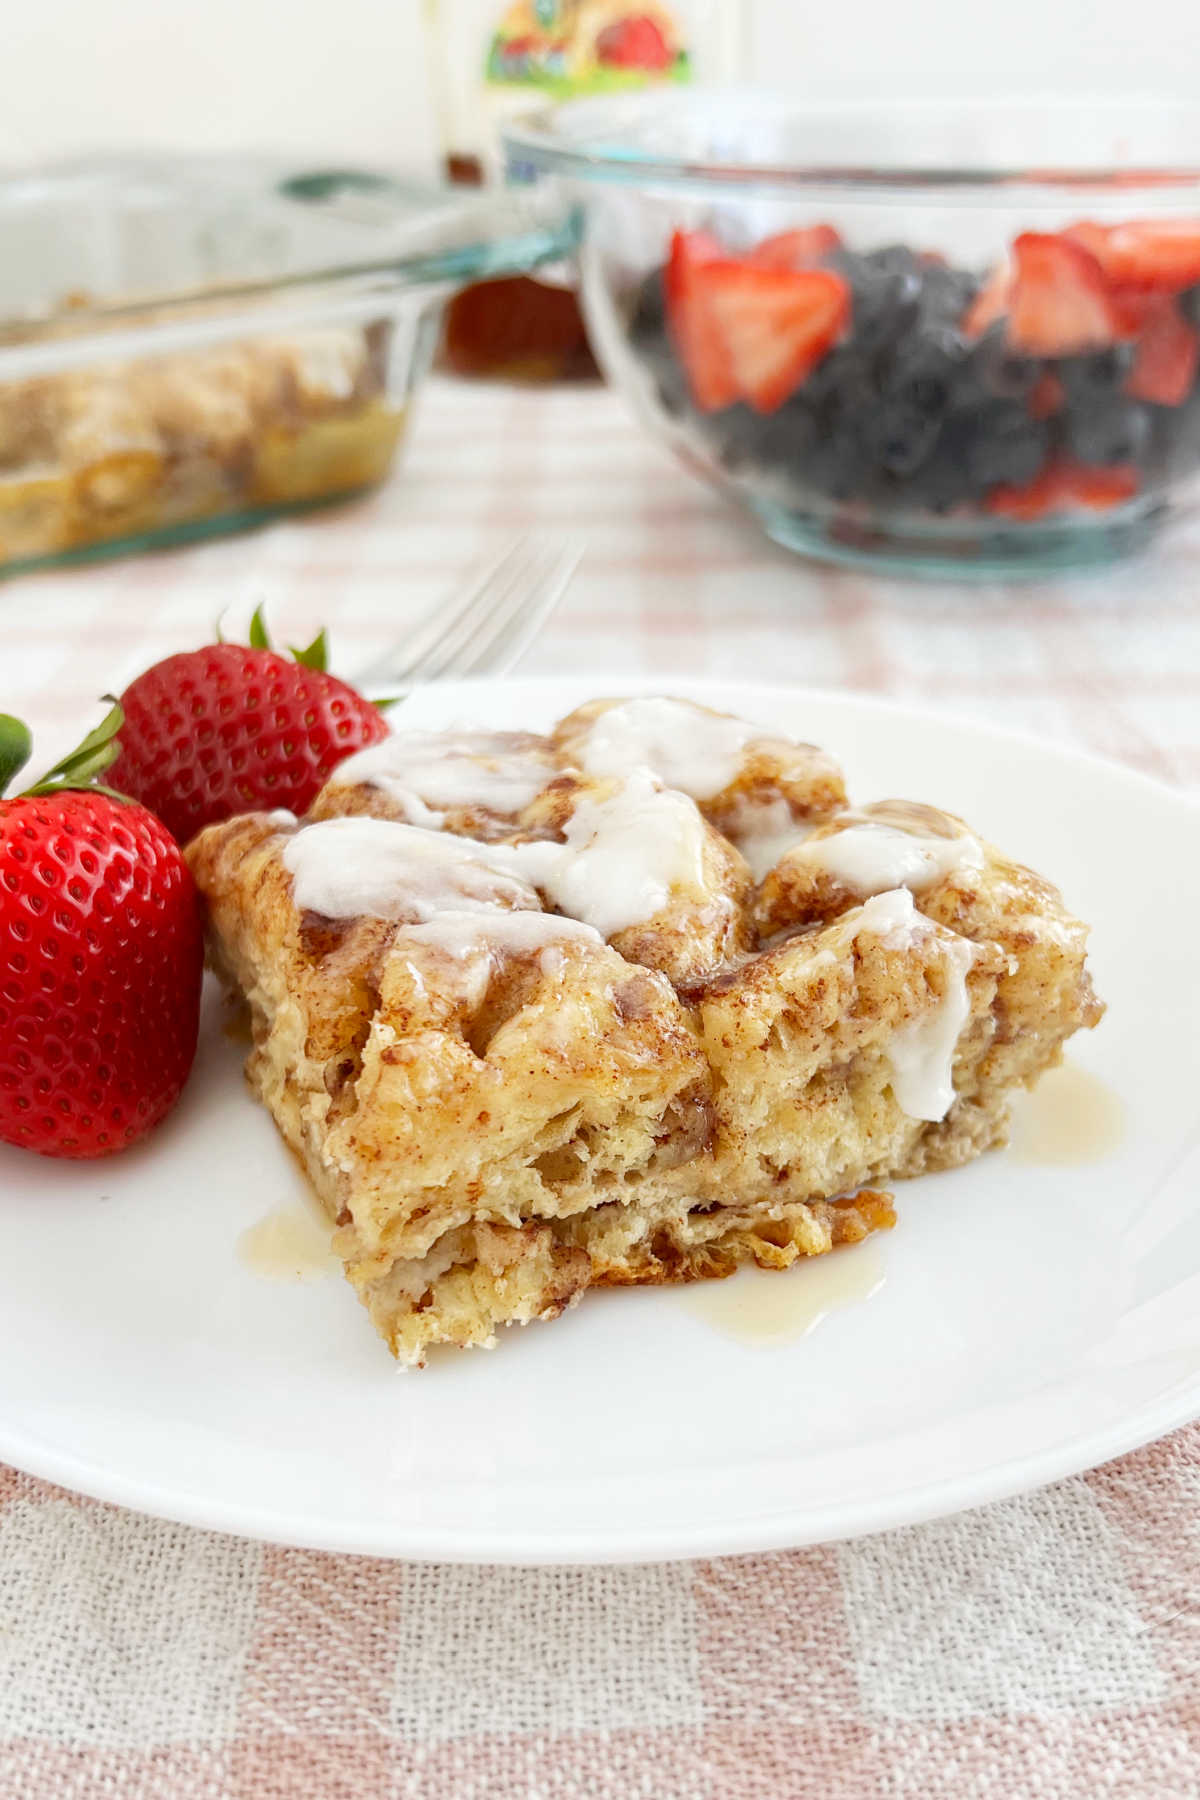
<box><xmin>2</xmin><ymin>678</ymin><xmax>1198</xmax><ymax>1564</ymax></box>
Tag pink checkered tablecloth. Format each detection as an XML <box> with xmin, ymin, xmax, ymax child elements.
<box><xmin>4</xmin><ymin>375</ymin><xmax>1200</xmax><ymax>1800</ymax></box>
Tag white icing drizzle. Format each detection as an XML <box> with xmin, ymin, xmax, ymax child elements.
<box><xmin>282</xmin><ymin>772</ymin><xmax>710</xmax><ymax>942</ymax></box>
<box><xmin>887</xmin><ymin>936</ymin><xmax>974</xmax><ymax>1122</ymax></box>
<box><xmin>793</xmin><ymin>821</ymin><xmax>983</xmax><ymax>897</ymax></box>
<box><xmin>579</xmin><ymin>698</ymin><xmax>758</xmax><ymax>800</ymax></box>
<box><xmin>374</xmin><ymin>789</ymin><xmax>448</xmax><ymax>830</ymax></box>
<box><xmin>849</xmin><ymin>887</ymin><xmax>927</xmax><ymax>947</ymax></box>
<box><xmin>850</xmin><ymin>887</ymin><xmax>974</xmax><ymax>1123</ymax></box>
<box><xmin>402</xmin><ymin>910</ymin><xmax>601</xmax><ymax>957</ymax></box>
<box><xmin>399</xmin><ymin>910</ymin><xmax>604</xmax><ymax>1007</ymax></box>
<box><xmin>330</xmin><ymin>729</ymin><xmax>551</xmax><ymax>816</ymax></box>
<box><xmin>510</xmin><ymin>769</ymin><xmax>710</xmax><ymax>938</ymax></box>
<box><xmin>730</xmin><ymin>796</ymin><xmax>816</xmax><ymax>880</ymax></box>
<box><xmin>282</xmin><ymin>818</ymin><xmax>540</xmax><ymax>921</ymax></box>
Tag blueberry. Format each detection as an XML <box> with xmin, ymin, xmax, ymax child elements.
<box><xmin>856</xmin><ymin>250</ymin><xmax>978</xmax><ymax>349</ymax></box>
<box><xmin>644</xmin><ymin>342</ymin><xmax>690</xmax><ymax>418</ymax></box>
<box><xmin>859</xmin><ymin>399</ymin><xmax>942</xmax><ymax>476</ymax></box>
<box><xmin>1149</xmin><ymin>388</ymin><xmax>1200</xmax><ymax>478</ymax></box>
<box><xmin>752</xmin><ymin>395</ymin><xmax>820</xmax><ymax>470</ymax></box>
<box><xmin>1065</xmin><ymin>397</ymin><xmax>1152</xmax><ymax>466</ymax></box>
<box><xmin>885</xmin><ymin>327</ymin><xmax>970</xmax><ymax>418</ymax></box>
<box><xmin>807</xmin><ymin>402</ymin><xmax>872</xmax><ymax>485</ymax></box>
<box><xmin>701</xmin><ymin>403</ymin><xmax>765</xmax><ymax>472</ymax></box>
<box><xmin>861</xmin><ymin>245</ymin><xmax>924</xmax><ymax>279</ymax></box>
<box><xmin>799</xmin><ymin>430</ymin><xmax>873</xmax><ymax>502</ymax></box>
<box><xmin>829</xmin><ymin>251</ymin><xmax>922</xmax><ymax>357</ymax></box>
<box><xmin>625</xmin><ymin>268</ymin><xmax>689</xmax><ymax>414</ymax></box>
<box><xmin>963</xmin><ymin>325</ymin><xmax>1039</xmax><ymax>401</ymax></box>
<box><xmin>776</xmin><ymin>391</ymin><xmax>874</xmax><ymax>500</ymax></box>
<box><xmin>1059</xmin><ymin>346</ymin><xmax>1136</xmax><ymax>404</ymax></box>
<box><xmin>917</xmin><ymin>263</ymin><xmax>980</xmax><ymax>325</ymax></box>
<box><xmin>628</xmin><ymin>268</ymin><xmax>666</xmax><ymax>348</ymax></box>
<box><xmin>708</xmin><ymin>396</ymin><xmax>818</xmax><ymax>477</ymax></box>
<box><xmin>864</xmin><ymin>280</ymin><xmax>924</xmax><ymax>355</ymax></box>
<box><xmin>804</xmin><ymin>344</ymin><xmax>882</xmax><ymax>411</ymax></box>
<box><xmin>825</xmin><ymin>248</ymin><xmax>871</xmax><ymax>285</ymax></box>
<box><xmin>904</xmin><ymin>421</ymin><xmax>978</xmax><ymax>512</ymax></box>
<box><xmin>962</xmin><ymin>401</ymin><xmax>1051</xmax><ymax>488</ymax></box>
<box><xmin>654</xmin><ymin>368</ymin><xmax>690</xmax><ymax>419</ymax></box>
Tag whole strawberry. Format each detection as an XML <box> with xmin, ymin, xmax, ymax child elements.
<box><xmin>0</xmin><ymin>705</ymin><xmax>203</xmax><ymax>1160</ymax></box>
<box><xmin>109</xmin><ymin>612</ymin><xmax>389</xmax><ymax>845</ymax></box>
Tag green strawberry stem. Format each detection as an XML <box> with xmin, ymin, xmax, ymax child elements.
<box><xmin>220</xmin><ymin>603</ymin><xmax>331</xmax><ymax>675</ymax></box>
<box><xmin>9</xmin><ymin>699</ymin><xmax>128</xmax><ymax>800</ymax></box>
<box><xmin>288</xmin><ymin>627</ymin><xmax>329</xmax><ymax>671</ymax></box>
<box><xmin>0</xmin><ymin>716</ymin><xmax>33</xmax><ymax>796</ymax></box>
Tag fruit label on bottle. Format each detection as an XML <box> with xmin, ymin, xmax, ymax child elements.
<box><xmin>484</xmin><ymin>1</ymin><xmax>690</xmax><ymax>96</ymax></box>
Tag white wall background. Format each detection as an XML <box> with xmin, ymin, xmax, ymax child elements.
<box><xmin>1</xmin><ymin>0</ymin><xmax>1195</xmax><ymax>172</ymax></box>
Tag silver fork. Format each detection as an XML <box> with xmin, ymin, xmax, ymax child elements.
<box><xmin>350</xmin><ymin>535</ymin><xmax>581</xmax><ymax>697</ymax></box>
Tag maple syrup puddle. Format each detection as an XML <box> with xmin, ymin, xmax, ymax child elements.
<box><xmin>678</xmin><ymin>1240</ymin><xmax>886</xmax><ymax>1347</ymax></box>
<box><xmin>1008</xmin><ymin>1062</ymin><xmax>1126</xmax><ymax>1166</ymax></box>
<box><xmin>237</xmin><ymin>1204</ymin><xmax>339</xmax><ymax>1283</ymax></box>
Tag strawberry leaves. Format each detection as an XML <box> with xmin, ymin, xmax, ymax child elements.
<box><xmin>288</xmin><ymin>627</ymin><xmax>329</xmax><ymax>672</ymax></box>
<box><xmin>223</xmin><ymin>605</ymin><xmax>331</xmax><ymax>673</ymax></box>
<box><xmin>23</xmin><ymin>701</ymin><xmax>127</xmax><ymax>801</ymax></box>
<box><xmin>1</xmin><ymin>701</ymin><xmax>127</xmax><ymax>802</ymax></box>
<box><xmin>0</xmin><ymin>715</ymin><xmax>32</xmax><ymax>797</ymax></box>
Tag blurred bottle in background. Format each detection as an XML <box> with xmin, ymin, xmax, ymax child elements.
<box><xmin>426</xmin><ymin>0</ymin><xmax>746</xmax><ymax>379</ymax></box>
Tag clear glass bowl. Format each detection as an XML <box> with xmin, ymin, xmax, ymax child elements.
<box><xmin>506</xmin><ymin>94</ymin><xmax>1200</xmax><ymax>577</ymax></box>
<box><xmin>0</xmin><ymin>158</ymin><xmax>568</xmax><ymax>575</ymax></box>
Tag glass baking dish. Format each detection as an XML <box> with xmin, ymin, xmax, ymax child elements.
<box><xmin>0</xmin><ymin>157</ymin><xmax>568</xmax><ymax>574</ymax></box>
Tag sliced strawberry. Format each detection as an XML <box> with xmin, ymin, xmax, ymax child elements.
<box><xmin>746</xmin><ymin>225</ymin><xmax>842</xmax><ymax>271</ymax></box>
<box><xmin>664</xmin><ymin>228</ymin><xmax>724</xmax><ymax>275</ymax></box>
<box><xmin>697</xmin><ymin>263</ymin><xmax>850</xmax><ymax>413</ymax></box>
<box><xmin>1005</xmin><ymin>234</ymin><xmax>1118</xmax><ymax>357</ymax></box>
<box><xmin>962</xmin><ymin>263</ymin><xmax>1013</xmax><ymax>337</ymax></box>
<box><xmin>1060</xmin><ymin>220</ymin><xmax>1112</xmax><ymax>266</ymax></box>
<box><xmin>1028</xmin><ymin>370</ymin><xmax>1066</xmax><ymax>419</ymax></box>
<box><xmin>986</xmin><ymin>465</ymin><xmax>1061</xmax><ymax>521</ymax></box>
<box><xmin>664</xmin><ymin>231</ymin><xmax>738</xmax><ymax>413</ymax></box>
<box><xmin>1125</xmin><ymin>298</ymin><xmax>1200</xmax><ymax>405</ymax></box>
<box><xmin>986</xmin><ymin>457</ymin><xmax>1140</xmax><ymax>520</ymax></box>
<box><xmin>1108</xmin><ymin>284</ymin><xmax>1164</xmax><ymax>338</ymax></box>
<box><xmin>1065</xmin><ymin>218</ymin><xmax>1200</xmax><ymax>293</ymax></box>
<box><xmin>1056</xmin><ymin>460</ymin><xmax>1141</xmax><ymax>511</ymax></box>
